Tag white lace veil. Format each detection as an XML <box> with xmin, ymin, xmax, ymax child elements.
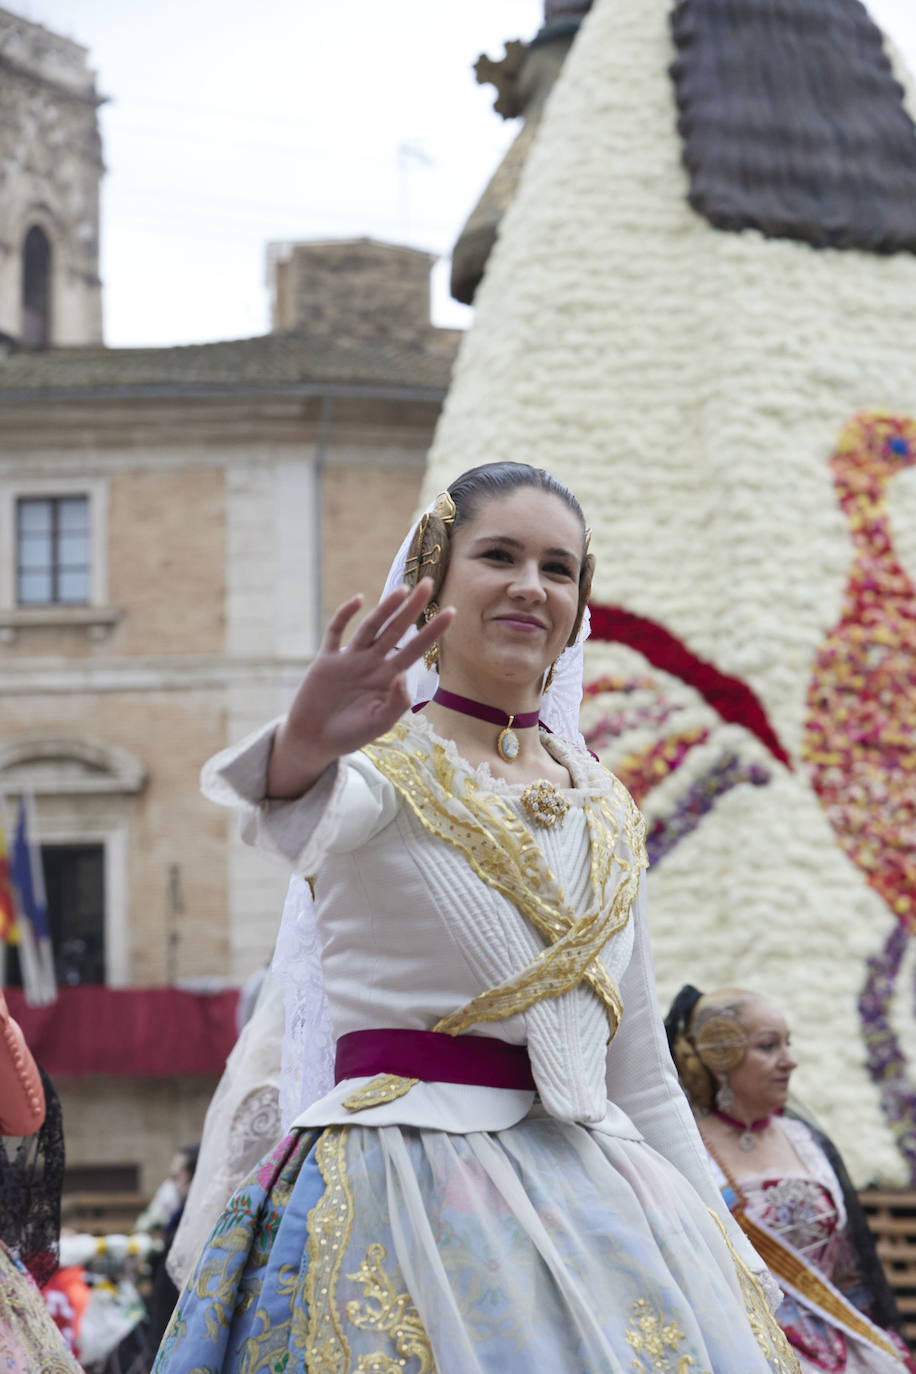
<box><xmin>273</xmin><ymin>493</ymin><xmax>591</xmax><ymax>1129</ymax></box>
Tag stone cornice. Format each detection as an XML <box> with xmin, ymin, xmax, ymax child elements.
<box><xmin>0</xmin><ymin>50</ymin><xmax>105</xmax><ymax>108</ymax></box>
<box><xmin>0</xmin><ymin>387</ymin><xmax>446</xmax><ymax>450</ymax></box>
<box><xmin>0</xmin><ymin>733</ymin><xmax>147</xmax><ymax>793</ymax></box>
<box><xmin>0</xmin><ymin>605</ymin><xmax>121</xmax><ymax>643</ymax></box>
<box><xmin>0</xmin><ymin>654</ymin><xmax>313</xmax><ymax>695</ymax></box>
<box><xmin>0</xmin><ymin>379</ymin><xmax>448</xmax><ymax>407</ymax></box>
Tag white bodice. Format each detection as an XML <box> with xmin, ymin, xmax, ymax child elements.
<box><xmin>201</xmin><ymin>712</ymin><xmax>770</xmax><ymax>1287</ymax></box>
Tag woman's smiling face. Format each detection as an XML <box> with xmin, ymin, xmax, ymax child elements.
<box><xmin>435</xmin><ymin>486</ymin><xmax>584</xmax><ymax>701</ymax></box>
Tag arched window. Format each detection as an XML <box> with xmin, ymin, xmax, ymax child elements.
<box><xmin>21</xmin><ymin>225</ymin><xmax>52</xmax><ymax>349</ymax></box>
<box><xmin>0</xmin><ymin>735</ymin><xmax>147</xmax><ymax>986</ymax></box>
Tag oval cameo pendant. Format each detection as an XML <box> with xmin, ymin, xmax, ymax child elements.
<box><xmin>497</xmin><ymin>725</ymin><xmax>520</xmax><ymax>762</ymax></box>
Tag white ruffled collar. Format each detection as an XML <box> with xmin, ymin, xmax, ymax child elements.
<box><xmin>404</xmin><ymin>709</ymin><xmax>609</xmax><ymax>802</ymax></box>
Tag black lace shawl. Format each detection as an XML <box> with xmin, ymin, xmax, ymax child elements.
<box><xmin>0</xmin><ymin>1067</ymin><xmax>65</xmax><ymax>1287</ymax></box>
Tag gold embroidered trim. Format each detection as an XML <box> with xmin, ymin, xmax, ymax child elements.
<box><xmin>305</xmin><ymin>1127</ymin><xmax>354</xmax><ymax>1373</ymax></box>
<box><xmin>735</xmin><ymin>1210</ymin><xmax>904</xmax><ymax>1362</ymax></box>
<box><xmin>303</xmin><ymin>1130</ymin><xmax>436</xmax><ymax>1371</ymax></box>
<box><xmin>707</xmin><ymin>1140</ymin><xmax>904</xmax><ymax>1362</ymax></box>
<box><xmin>706</xmin><ymin>1211</ymin><xmax>802</xmax><ymax>1374</ymax></box>
<box><xmin>362</xmin><ymin>726</ymin><xmax>645</xmax><ymax>1049</ymax></box>
<box><xmin>346</xmin><ymin>1242</ymin><xmax>436</xmax><ymax>1372</ymax></box>
<box><xmin>341</xmin><ymin>1075</ymin><xmax>420</xmax><ymax>1111</ymax></box>
<box><xmin>625</xmin><ymin>1296</ymin><xmax>709</xmax><ymax>1372</ymax></box>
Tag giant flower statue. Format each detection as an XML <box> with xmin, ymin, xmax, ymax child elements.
<box><xmin>422</xmin><ymin>0</ymin><xmax>916</xmax><ymax>1185</ymax></box>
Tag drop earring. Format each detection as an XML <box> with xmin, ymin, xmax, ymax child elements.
<box><xmin>423</xmin><ymin>603</ymin><xmax>440</xmax><ymax>671</ymax></box>
<box><xmin>715</xmin><ymin>1076</ymin><xmax>736</xmax><ymax>1114</ymax></box>
<box><xmin>543</xmin><ymin>659</ymin><xmax>558</xmax><ymax>693</ymax></box>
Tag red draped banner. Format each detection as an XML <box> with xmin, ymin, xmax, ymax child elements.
<box><xmin>5</xmin><ymin>986</ymin><xmax>239</xmax><ymax>1078</ymax></box>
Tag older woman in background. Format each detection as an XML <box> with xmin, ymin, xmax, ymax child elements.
<box><xmin>666</xmin><ymin>985</ymin><xmax>916</xmax><ymax>1373</ymax></box>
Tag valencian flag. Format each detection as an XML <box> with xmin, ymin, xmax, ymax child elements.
<box><xmin>10</xmin><ymin>793</ymin><xmax>56</xmax><ymax>1006</ymax></box>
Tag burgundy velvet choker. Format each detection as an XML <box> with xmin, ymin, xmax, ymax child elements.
<box><xmin>714</xmin><ymin>1109</ymin><xmax>773</xmax><ymax>1151</ymax></box>
<box><xmin>428</xmin><ymin>687</ymin><xmax>540</xmax><ymax>763</ymax></box>
<box><xmin>334</xmin><ymin>1028</ymin><xmax>536</xmax><ymax>1092</ymax></box>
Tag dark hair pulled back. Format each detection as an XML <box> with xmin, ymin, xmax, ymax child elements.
<box><xmin>404</xmin><ymin>461</ymin><xmax>594</xmax><ymax>647</ymax></box>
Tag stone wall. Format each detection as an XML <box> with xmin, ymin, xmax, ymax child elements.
<box><xmin>57</xmin><ymin>1076</ymin><xmax>218</xmax><ymax>1199</ymax></box>
<box><xmin>271</xmin><ymin>239</ymin><xmax>436</xmax><ymax>346</ymax></box>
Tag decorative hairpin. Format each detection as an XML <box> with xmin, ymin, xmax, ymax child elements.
<box><xmin>404</xmin><ymin>493</ymin><xmax>456</xmax><ymax>581</ymax></box>
<box><xmin>432</xmin><ymin>491</ymin><xmax>456</xmax><ymax>526</ymax></box>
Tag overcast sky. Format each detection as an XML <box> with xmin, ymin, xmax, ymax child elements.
<box><xmin>8</xmin><ymin>0</ymin><xmax>916</xmax><ymax>349</ymax></box>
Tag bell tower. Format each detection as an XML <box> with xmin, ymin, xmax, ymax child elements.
<box><xmin>0</xmin><ymin>7</ymin><xmax>104</xmax><ymax>347</ymax></box>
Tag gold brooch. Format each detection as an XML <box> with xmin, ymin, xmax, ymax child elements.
<box><xmin>521</xmin><ymin>780</ymin><xmax>570</xmax><ymax>828</ymax></box>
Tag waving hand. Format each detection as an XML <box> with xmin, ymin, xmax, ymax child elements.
<box><xmin>267</xmin><ymin>578</ymin><xmax>452</xmax><ymax>797</ymax></box>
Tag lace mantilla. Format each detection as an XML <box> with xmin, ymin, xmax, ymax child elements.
<box><xmin>273</xmin><ymin>876</ymin><xmax>336</xmax><ymax>1131</ymax></box>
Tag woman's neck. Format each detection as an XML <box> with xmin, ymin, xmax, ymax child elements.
<box><xmin>422</xmin><ymin>701</ymin><xmax>544</xmax><ymax>768</ymax></box>
<box><xmin>696</xmin><ymin>1106</ymin><xmax>805</xmax><ymax>1179</ymax></box>
<box><xmin>716</xmin><ymin>1100</ymin><xmax>772</xmax><ymax>1129</ymax></box>
<box><xmin>436</xmin><ymin>667</ymin><xmax>542</xmax><ymax>717</ymax></box>
<box><xmin>420</xmin><ymin>675</ymin><xmax>569</xmax><ymax>783</ymax></box>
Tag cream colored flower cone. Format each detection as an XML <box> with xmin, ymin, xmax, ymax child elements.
<box><xmin>423</xmin><ymin>0</ymin><xmax>916</xmax><ymax>1184</ymax></box>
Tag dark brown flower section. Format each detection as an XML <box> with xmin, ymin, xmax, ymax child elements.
<box><xmin>670</xmin><ymin>0</ymin><xmax>916</xmax><ymax>253</ymax></box>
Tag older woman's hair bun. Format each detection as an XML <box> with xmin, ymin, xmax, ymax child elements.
<box><xmin>665</xmin><ymin>985</ymin><xmax>751</xmax><ymax>1110</ymax></box>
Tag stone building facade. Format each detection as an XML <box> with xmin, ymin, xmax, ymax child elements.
<box><xmin>0</xmin><ymin>239</ymin><xmax>458</xmax><ymax>1192</ymax></box>
<box><xmin>0</xmin><ymin>7</ymin><xmax>104</xmax><ymax>347</ymax></box>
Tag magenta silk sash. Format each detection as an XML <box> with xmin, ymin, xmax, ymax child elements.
<box><xmin>334</xmin><ymin>1028</ymin><xmax>537</xmax><ymax>1091</ymax></box>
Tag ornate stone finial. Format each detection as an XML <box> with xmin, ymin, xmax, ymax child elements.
<box><xmin>473</xmin><ymin>40</ymin><xmax>527</xmax><ymax>120</ymax></box>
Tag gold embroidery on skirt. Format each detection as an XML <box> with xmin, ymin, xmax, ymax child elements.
<box><xmin>346</xmin><ymin>1242</ymin><xmax>436</xmax><ymax>1373</ymax></box>
<box><xmin>707</xmin><ymin>1211</ymin><xmax>803</xmax><ymax>1374</ymax></box>
<box><xmin>303</xmin><ymin>1129</ymin><xmax>435</xmax><ymax>1373</ymax></box>
<box><xmin>625</xmin><ymin>1296</ymin><xmax>708</xmax><ymax>1372</ymax></box>
<box><xmin>305</xmin><ymin>1127</ymin><xmax>355</xmax><ymax>1373</ymax></box>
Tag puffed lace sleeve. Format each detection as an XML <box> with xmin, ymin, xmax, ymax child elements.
<box><xmin>606</xmin><ymin>881</ymin><xmax>780</xmax><ymax>1300</ymax></box>
<box><xmin>200</xmin><ymin>717</ymin><xmax>399</xmax><ymax>874</ymax></box>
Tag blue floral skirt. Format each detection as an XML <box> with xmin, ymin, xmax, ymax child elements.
<box><xmin>153</xmin><ymin>1117</ymin><xmax>799</xmax><ymax>1373</ymax></box>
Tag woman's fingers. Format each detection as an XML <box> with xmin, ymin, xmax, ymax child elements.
<box><xmin>347</xmin><ymin>583</ymin><xmax>412</xmax><ymax>650</ymax></box>
<box><xmin>372</xmin><ymin>579</ymin><xmax>437</xmax><ymax>654</ymax></box>
<box><xmin>321</xmin><ymin>580</ymin><xmax>438</xmax><ymax>693</ymax></box>
<box><xmin>349</xmin><ymin>579</ymin><xmax>433</xmax><ymax>653</ymax></box>
<box><xmin>322</xmin><ymin>594</ymin><xmax>363</xmax><ymax>653</ymax></box>
<box><xmin>390</xmin><ymin>604</ymin><xmax>455</xmax><ymax>673</ymax></box>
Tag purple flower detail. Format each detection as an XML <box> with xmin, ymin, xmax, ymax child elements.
<box><xmin>858</xmin><ymin>922</ymin><xmax>916</xmax><ymax>1182</ymax></box>
<box><xmin>647</xmin><ymin>754</ymin><xmax>770</xmax><ymax>867</ymax></box>
<box><xmin>584</xmin><ymin>698</ymin><xmax>684</xmax><ymax>751</ymax></box>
